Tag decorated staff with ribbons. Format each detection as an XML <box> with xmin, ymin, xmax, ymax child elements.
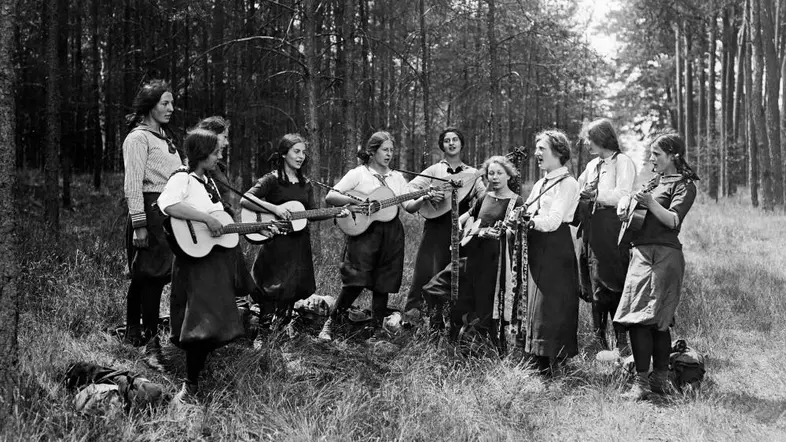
<box><xmin>517</xmin><ymin>130</ymin><xmax>580</xmax><ymax>376</ymax></box>
<box><xmin>575</xmin><ymin>118</ymin><xmax>637</xmax><ymax>357</ymax></box>
<box><xmin>157</xmin><ymin>129</ymin><xmax>254</xmax><ymax>402</ymax></box>
<box><xmin>403</xmin><ymin>128</ymin><xmax>486</xmax><ymax>329</ymax></box>
<box><xmin>319</xmin><ymin>131</ymin><xmax>433</xmax><ymax>341</ymax></box>
<box><xmin>614</xmin><ymin>133</ymin><xmax>698</xmax><ymax>400</ymax></box>
<box><xmin>242</xmin><ymin>134</ymin><xmax>348</xmax><ymax>342</ymax></box>
<box><xmin>121</xmin><ymin>80</ymin><xmax>182</xmax><ymax>351</ymax></box>
<box><xmin>422</xmin><ymin>155</ymin><xmax>523</xmax><ymax>347</ymax></box>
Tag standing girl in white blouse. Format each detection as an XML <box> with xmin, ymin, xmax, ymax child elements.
<box><xmin>576</xmin><ymin>119</ymin><xmax>636</xmax><ymax>356</ymax></box>
<box><xmin>157</xmin><ymin>129</ymin><xmax>248</xmax><ymax>402</ymax></box>
<box><xmin>517</xmin><ymin>129</ymin><xmax>580</xmax><ymax>376</ymax></box>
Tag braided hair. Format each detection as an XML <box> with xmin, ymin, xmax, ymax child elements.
<box><xmin>650</xmin><ymin>132</ymin><xmax>700</xmax><ymax>181</ymax></box>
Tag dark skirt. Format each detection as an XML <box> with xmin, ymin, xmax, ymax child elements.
<box><xmin>422</xmin><ymin>235</ymin><xmax>501</xmax><ymax>328</ymax></box>
<box><xmin>407</xmin><ymin>214</ymin><xmax>452</xmax><ymax>308</ymax></box>
<box><xmin>340</xmin><ymin>217</ymin><xmax>405</xmax><ymax>293</ymax></box>
<box><xmin>579</xmin><ymin>208</ymin><xmax>630</xmax><ymax>304</ymax></box>
<box><xmin>170</xmin><ymin>246</ymin><xmax>245</xmax><ymax>351</ymax></box>
<box><xmin>523</xmin><ymin>223</ymin><xmax>580</xmax><ymax>358</ymax></box>
<box><xmin>252</xmin><ymin>229</ymin><xmax>316</xmax><ymax>303</ymax></box>
<box><xmin>125</xmin><ymin>192</ymin><xmax>173</xmax><ymax>280</ymax></box>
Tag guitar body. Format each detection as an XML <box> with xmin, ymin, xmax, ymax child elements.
<box><xmin>241</xmin><ymin>200</ymin><xmax>307</xmax><ymax>243</ymax></box>
<box><xmin>418</xmin><ymin>171</ymin><xmax>482</xmax><ymax>219</ymax></box>
<box><xmin>617</xmin><ymin>199</ymin><xmax>647</xmax><ymax>245</ymax></box>
<box><xmin>168</xmin><ymin>210</ymin><xmax>239</xmax><ymax>258</ymax></box>
<box><xmin>335</xmin><ymin>187</ymin><xmax>399</xmax><ymax>236</ymax></box>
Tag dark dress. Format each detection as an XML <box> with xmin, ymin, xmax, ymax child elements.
<box><xmin>405</xmin><ymin>196</ymin><xmax>474</xmax><ymax>311</ymax></box>
<box><xmin>423</xmin><ymin>195</ymin><xmax>523</xmax><ymax>329</ymax></box>
<box><xmin>246</xmin><ymin>173</ymin><xmax>317</xmax><ymax>303</ymax></box>
<box><xmin>523</xmin><ymin>223</ymin><xmax>580</xmax><ymax>358</ymax></box>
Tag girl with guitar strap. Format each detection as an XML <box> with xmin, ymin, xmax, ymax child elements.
<box><xmin>403</xmin><ymin>128</ymin><xmax>486</xmax><ymax>330</ymax></box>
<box><xmin>518</xmin><ymin>130</ymin><xmax>581</xmax><ymax>377</ymax></box>
<box><xmin>613</xmin><ymin>133</ymin><xmax>698</xmax><ymax>400</ymax></box>
<box><xmin>575</xmin><ymin>119</ymin><xmax>637</xmax><ymax>358</ymax></box>
<box><xmin>319</xmin><ymin>131</ymin><xmax>433</xmax><ymax>341</ymax></box>
<box><xmin>241</xmin><ymin>134</ymin><xmax>348</xmax><ymax>343</ymax></box>
<box><xmin>421</xmin><ymin>155</ymin><xmax>523</xmax><ymax>346</ymax></box>
<box><xmin>157</xmin><ymin>129</ymin><xmax>254</xmax><ymax>402</ymax></box>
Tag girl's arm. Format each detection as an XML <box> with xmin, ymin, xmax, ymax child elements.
<box><xmin>163</xmin><ymin>203</ymin><xmax>223</xmax><ymax>235</ymax></box>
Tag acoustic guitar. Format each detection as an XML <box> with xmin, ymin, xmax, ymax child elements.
<box><xmin>617</xmin><ymin>175</ymin><xmax>660</xmax><ymax>245</ymax></box>
<box><xmin>240</xmin><ymin>201</ymin><xmax>363</xmax><ymax>243</ymax></box>
<box><xmin>166</xmin><ymin>210</ymin><xmax>285</xmax><ymax>258</ymax></box>
<box><xmin>459</xmin><ymin>217</ymin><xmax>503</xmax><ymax>247</ymax></box>
<box><xmin>335</xmin><ymin>185</ymin><xmax>448</xmax><ymax>236</ymax></box>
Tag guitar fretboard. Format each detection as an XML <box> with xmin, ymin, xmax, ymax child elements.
<box><xmin>224</xmin><ymin>222</ymin><xmax>280</xmax><ymax>234</ymax></box>
<box><xmin>290</xmin><ymin>206</ymin><xmax>345</xmax><ymax>220</ymax></box>
<box><xmin>379</xmin><ymin>188</ymin><xmax>431</xmax><ymax>209</ymax></box>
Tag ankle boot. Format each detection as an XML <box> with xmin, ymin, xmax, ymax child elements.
<box><xmin>621</xmin><ymin>371</ymin><xmax>651</xmax><ymax>400</ymax></box>
<box><xmin>650</xmin><ymin>369</ymin><xmax>672</xmax><ymax>395</ymax></box>
<box><xmin>318</xmin><ymin>317</ymin><xmax>335</xmax><ymax>341</ymax></box>
<box><xmin>123</xmin><ymin>324</ymin><xmax>144</xmax><ymax>347</ymax></box>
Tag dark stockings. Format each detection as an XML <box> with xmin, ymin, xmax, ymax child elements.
<box><xmin>592</xmin><ymin>299</ymin><xmax>626</xmax><ymax>349</ymax></box>
<box><xmin>126</xmin><ymin>277</ymin><xmax>167</xmax><ymax>339</ymax></box>
<box><xmin>186</xmin><ymin>348</ymin><xmax>210</xmax><ymax>387</ymax></box>
<box><xmin>629</xmin><ymin>326</ymin><xmax>671</xmax><ymax>372</ymax></box>
<box><xmin>332</xmin><ymin>287</ymin><xmax>389</xmax><ymax>320</ymax></box>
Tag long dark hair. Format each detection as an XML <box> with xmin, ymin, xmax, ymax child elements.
<box><xmin>184</xmin><ymin>129</ymin><xmax>219</xmax><ymax>171</ymax></box>
<box><xmin>650</xmin><ymin>132</ymin><xmax>700</xmax><ymax>181</ymax></box>
<box><xmin>272</xmin><ymin>133</ymin><xmax>308</xmax><ymax>186</ymax></box>
<box><xmin>585</xmin><ymin>118</ymin><xmax>620</xmax><ymax>152</ymax></box>
<box><xmin>125</xmin><ymin>79</ymin><xmax>173</xmax><ymax>131</ymax></box>
<box><xmin>357</xmin><ymin>131</ymin><xmax>393</xmax><ymax>164</ymax></box>
<box><xmin>438</xmin><ymin>127</ymin><xmax>466</xmax><ymax>152</ymax></box>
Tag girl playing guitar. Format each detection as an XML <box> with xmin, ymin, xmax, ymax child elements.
<box><xmin>318</xmin><ymin>131</ymin><xmax>436</xmax><ymax>341</ymax></box>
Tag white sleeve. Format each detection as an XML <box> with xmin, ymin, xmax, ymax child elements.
<box><xmin>532</xmin><ymin>179</ymin><xmax>580</xmax><ymax>232</ymax></box>
<box><xmin>157</xmin><ymin>173</ymin><xmax>190</xmax><ymax>214</ymax></box>
<box><xmin>597</xmin><ymin>155</ymin><xmax>636</xmax><ymax>207</ymax></box>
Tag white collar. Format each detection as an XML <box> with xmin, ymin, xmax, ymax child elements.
<box><xmin>544</xmin><ymin>166</ymin><xmax>569</xmax><ymax>180</ymax></box>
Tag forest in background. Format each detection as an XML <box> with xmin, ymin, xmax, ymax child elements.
<box><xmin>14</xmin><ymin>0</ymin><xmax>608</xmax><ymax>234</ymax></box>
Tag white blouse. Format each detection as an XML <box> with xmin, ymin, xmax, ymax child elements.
<box><xmin>524</xmin><ymin>166</ymin><xmax>580</xmax><ymax>232</ymax></box>
<box><xmin>577</xmin><ymin>152</ymin><xmax>636</xmax><ymax>207</ymax></box>
<box><xmin>157</xmin><ymin>171</ymin><xmax>224</xmax><ymax>215</ymax></box>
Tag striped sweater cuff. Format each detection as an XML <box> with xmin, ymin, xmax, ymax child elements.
<box><xmin>130</xmin><ymin>212</ymin><xmax>147</xmax><ymax>229</ymax></box>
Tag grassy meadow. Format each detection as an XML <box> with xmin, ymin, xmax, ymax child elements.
<box><xmin>3</xmin><ymin>172</ymin><xmax>786</xmax><ymax>441</ymax></box>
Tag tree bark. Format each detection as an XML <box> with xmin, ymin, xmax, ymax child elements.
<box><xmin>684</xmin><ymin>28</ymin><xmax>696</xmax><ymax>166</ymax></box>
<box><xmin>708</xmin><ymin>14</ymin><xmax>719</xmax><ymax>200</ymax></box>
<box><xmin>675</xmin><ymin>21</ymin><xmax>684</xmax><ymax>136</ymax></box>
<box><xmin>0</xmin><ymin>0</ymin><xmax>19</xmax><ymax>408</ymax></box>
<box><xmin>91</xmin><ymin>0</ymin><xmax>102</xmax><ymax>190</ymax></box>
<box><xmin>58</xmin><ymin>0</ymin><xmax>70</xmax><ymax>210</ymax></box>
<box><xmin>488</xmin><ymin>0</ymin><xmax>499</xmax><ymax>150</ymax></box>
<box><xmin>751</xmin><ymin>0</ymin><xmax>773</xmax><ymax>209</ymax></box>
<box><xmin>419</xmin><ymin>0</ymin><xmax>431</xmax><ymax>168</ymax></box>
<box><xmin>303</xmin><ymin>0</ymin><xmax>322</xmax><ymax>257</ymax></box>
<box><xmin>43</xmin><ymin>0</ymin><xmax>60</xmax><ymax>230</ymax></box>
<box><xmin>341</xmin><ymin>0</ymin><xmax>357</xmax><ymax>171</ymax></box>
<box><xmin>760</xmin><ymin>0</ymin><xmax>783</xmax><ymax>205</ymax></box>
<box><xmin>744</xmin><ymin>9</ymin><xmax>759</xmax><ymax>207</ymax></box>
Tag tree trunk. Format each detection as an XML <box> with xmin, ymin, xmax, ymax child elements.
<box><xmin>732</xmin><ymin>10</ymin><xmax>745</xmax><ymax>193</ymax></box>
<box><xmin>43</xmin><ymin>0</ymin><xmax>60</xmax><ymax>230</ymax></box>
<box><xmin>90</xmin><ymin>0</ymin><xmax>102</xmax><ymax>190</ymax></box>
<box><xmin>58</xmin><ymin>0</ymin><xmax>70</xmax><ymax>210</ymax></box>
<box><xmin>303</xmin><ymin>0</ymin><xmax>322</xmax><ymax>257</ymax></box>
<box><xmin>708</xmin><ymin>14</ymin><xmax>719</xmax><ymax>200</ymax></box>
<box><xmin>0</xmin><ymin>0</ymin><xmax>19</xmax><ymax>406</ymax></box>
<box><xmin>751</xmin><ymin>0</ymin><xmax>773</xmax><ymax>209</ymax></box>
<box><xmin>760</xmin><ymin>0</ymin><xmax>783</xmax><ymax>205</ymax></box>
<box><xmin>675</xmin><ymin>22</ymin><xmax>684</xmax><ymax>135</ymax></box>
<box><xmin>684</xmin><ymin>28</ymin><xmax>696</xmax><ymax>166</ymax></box>
<box><xmin>341</xmin><ymin>0</ymin><xmax>357</xmax><ymax>171</ymax></box>
<box><xmin>419</xmin><ymin>0</ymin><xmax>431</xmax><ymax>168</ymax></box>
<box><xmin>698</xmin><ymin>33</ymin><xmax>707</xmax><ymax>188</ymax></box>
<box><xmin>488</xmin><ymin>0</ymin><xmax>498</xmax><ymax>151</ymax></box>
<box><xmin>744</xmin><ymin>13</ymin><xmax>759</xmax><ymax>207</ymax></box>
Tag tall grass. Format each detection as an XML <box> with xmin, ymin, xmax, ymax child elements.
<box><xmin>4</xmin><ymin>174</ymin><xmax>786</xmax><ymax>441</ymax></box>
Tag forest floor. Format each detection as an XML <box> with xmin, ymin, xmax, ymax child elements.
<box><xmin>4</xmin><ymin>171</ymin><xmax>786</xmax><ymax>441</ymax></box>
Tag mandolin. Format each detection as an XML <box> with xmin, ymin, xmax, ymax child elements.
<box><xmin>240</xmin><ymin>201</ymin><xmax>363</xmax><ymax>243</ymax></box>
<box><xmin>165</xmin><ymin>210</ymin><xmax>285</xmax><ymax>258</ymax></box>
<box><xmin>617</xmin><ymin>175</ymin><xmax>660</xmax><ymax>245</ymax></box>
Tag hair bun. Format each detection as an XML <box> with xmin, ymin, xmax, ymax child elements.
<box><xmin>356</xmin><ymin>144</ymin><xmax>370</xmax><ymax>161</ymax></box>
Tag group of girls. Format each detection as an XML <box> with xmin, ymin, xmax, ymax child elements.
<box><xmin>122</xmin><ymin>79</ymin><xmax>697</xmax><ymax>403</ymax></box>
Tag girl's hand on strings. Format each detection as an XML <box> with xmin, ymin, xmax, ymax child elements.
<box><xmin>272</xmin><ymin>205</ymin><xmax>292</xmax><ymax>220</ymax></box>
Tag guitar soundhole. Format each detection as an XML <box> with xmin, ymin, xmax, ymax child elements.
<box><xmin>187</xmin><ymin>221</ymin><xmax>197</xmax><ymax>244</ymax></box>
<box><xmin>256</xmin><ymin>213</ymin><xmax>262</xmax><ymax>222</ymax></box>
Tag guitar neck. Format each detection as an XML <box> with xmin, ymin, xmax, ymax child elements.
<box><xmin>224</xmin><ymin>222</ymin><xmax>276</xmax><ymax>234</ymax></box>
<box><xmin>290</xmin><ymin>206</ymin><xmax>343</xmax><ymax>220</ymax></box>
<box><xmin>380</xmin><ymin>188</ymin><xmax>430</xmax><ymax>208</ymax></box>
